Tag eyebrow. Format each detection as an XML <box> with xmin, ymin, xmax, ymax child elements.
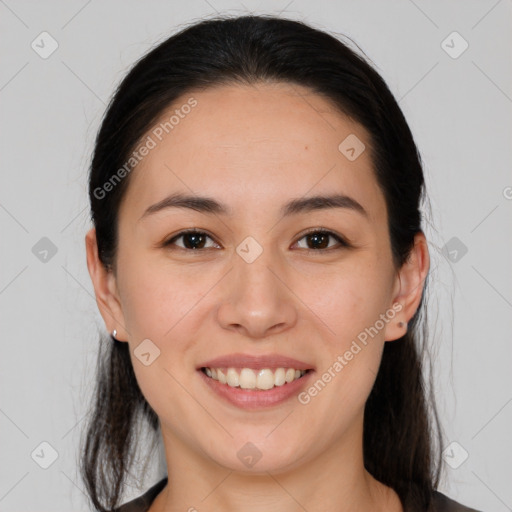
<box><xmin>139</xmin><ymin>192</ymin><xmax>368</xmax><ymax>221</ymax></box>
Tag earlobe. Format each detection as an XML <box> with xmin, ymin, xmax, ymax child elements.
<box><xmin>85</xmin><ymin>228</ymin><xmax>129</xmax><ymax>341</ymax></box>
<box><xmin>384</xmin><ymin>232</ymin><xmax>430</xmax><ymax>342</ymax></box>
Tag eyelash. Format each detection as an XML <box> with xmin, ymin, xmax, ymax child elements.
<box><xmin>161</xmin><ymin>228</ymin><xmax>351</xmax><ymax>254</ymax></box>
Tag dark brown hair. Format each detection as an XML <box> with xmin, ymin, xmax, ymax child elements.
<box><xmin>80</xmin><ymin>14</ymin><xmax>442</xmax><ymax>511</ymax></box>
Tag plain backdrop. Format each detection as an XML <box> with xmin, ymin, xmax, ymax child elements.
<box><xmin>1</xmin><ymin>1</ymin><xmax>511</xmax><ymax>511</ymax></box>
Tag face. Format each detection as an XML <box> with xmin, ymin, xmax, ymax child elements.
<box><xmin>87</xmin><ymin>82</ymin><xmax>427</xmax><ymax>475</ymax></box>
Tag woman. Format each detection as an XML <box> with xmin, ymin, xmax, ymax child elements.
<box><xmin>81</xmin><ymin>14</ymin><xmax>481</xmax><ymax>512</ymax></box>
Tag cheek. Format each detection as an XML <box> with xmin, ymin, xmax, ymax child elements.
<box><xmin>303</xmin><ymin>260</ymin><xmax>392</xmax><ymax>404</ymax></box>
<box><xmin>117</xmin><ymin>252</ymin><xmax>212</xmax><ymax>341</ymax></box>
<box><xmin>118</xmin><ymin>259</ymin><xmax>210</xmax><ymax>433</ymax></box>
<box><xmin>309</xmin><ymin>260</ymin><xmax>391</xmax><ymax>340</ymax></box>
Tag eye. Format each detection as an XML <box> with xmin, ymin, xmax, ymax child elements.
<box><xmin>162</xmin><ymin>229</ymin><xmax>220</xmax><ymax>251</ymax></box>
<box><xmin>294</xmin><ymin>229</ymin><xmax>351</xmax><ymax>252</ymax></box>
<box><xmin>162</xmin><ymin>228</ymin><xmax>351</xmax><ymax>253</ymax></box>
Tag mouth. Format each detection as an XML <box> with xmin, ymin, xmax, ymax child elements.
<box><xmin>197</xmin><ymin>365</ymin><xmax>314</xmax><ymax>409</ymax></box>
<box><xmin>200</xmin><ymin>366</ymin><xmax>312</xmax><ymax>391</ymax></box>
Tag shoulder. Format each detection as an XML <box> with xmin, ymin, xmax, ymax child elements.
<box><xmin>431</xmin><ymin>490</ymin><xmax>482</xmax><ymax>512</ymax></box>
<box><xmin>114</xmin><ymin>477</ymin><xmax>168</xmax><ymax>512</ymax></box>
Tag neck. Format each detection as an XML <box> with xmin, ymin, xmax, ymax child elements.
<box><xmin>151</xmin><ymin>417</ymin><xmax>402</xmax><ymax>512</ymax></box>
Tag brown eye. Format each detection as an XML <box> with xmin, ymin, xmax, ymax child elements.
<box><xmin>162</xmin><ymin>228</ymin><xmax>350</xmax><ymax>253</ymax></box>
<box><xmin>163</xmin><ymin>230</ymin><xmax>219</xmax><ymax>250</ymax></box>
<box><xmin>295</xmin><ymin>230</ymin><xmax>350</xmax><ymax>252</ymax></box>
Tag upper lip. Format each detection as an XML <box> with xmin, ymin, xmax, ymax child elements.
<box><xmin>198</xmin><ymin>353</ymin><xmax>315</xmax><ymax>371</ymax></box>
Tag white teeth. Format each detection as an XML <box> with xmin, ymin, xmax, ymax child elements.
<box><xmin>285</xmin><ymin>368</ymin><xmax>295</xmax><ymax>383</ymax></box>
<box><xmin>274</xmin><ymin>368</ymin><xmax>286</xmax><ymax>386</ymax></box>
<box><xmin>217</xmin><ymin>368</ymin><xmax>227</xmax><ymax>384</ymax></box>
<box><xmin>256</xmin><ymin>369</ymin><xmax>275</xmax><ymax>390</ymax></box>
<box><xmin>226</xmin><ymin>368</ymin><xmax>239</xmax><ymax>387</ymax></box>
<box><xmin>203</xmin><ymin>367</ymin><xmax>308</xmax><ymax>390</ymax></box>
<box><xmin>239</xmin><ymin>368</ymin><xmax>256</xmax><ymax>389</ymax></box>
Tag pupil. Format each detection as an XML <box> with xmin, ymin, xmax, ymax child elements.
<box><xmin>185</xmin><ymin>233</ymin><xmax>205</xmax><ymax>249</ymax></box>
<box><xmin>309</xmin><ymin>232</ymin><xmax>328</xmax><ymax>249</ymax></box>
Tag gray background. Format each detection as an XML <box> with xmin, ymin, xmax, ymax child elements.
<box><xmin>1</xmin><ymin>0</ymin><xmax>511</xmax><ymax>510</ymax></box>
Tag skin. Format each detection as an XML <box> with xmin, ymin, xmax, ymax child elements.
<box><xmin>85</xmin><ymin>82</ymin><xmax>429</xmax><ymax>512</ymax></box>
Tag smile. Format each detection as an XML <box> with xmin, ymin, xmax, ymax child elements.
<box><xmin>201</xmin><ymin>367</ymin><xmax>310</xmax><ymax>391</ymax></box>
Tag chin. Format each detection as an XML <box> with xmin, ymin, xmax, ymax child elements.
<box><xmin>205</xmin><ymin>436</ymin><xmax>310</xmax><ymax>476</ymax></box>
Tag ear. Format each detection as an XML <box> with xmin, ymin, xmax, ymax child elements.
<box><xmin>383</xmin><ymin>231</ymin><xmax>430</xmax><ymax>342</ymax></box>
<box><xmin>85</xmin><ymin>227</ymin><xmax>129</xmax><ymax>342</ymax></box>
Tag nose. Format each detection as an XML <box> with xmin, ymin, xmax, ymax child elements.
<box><xmin>216</xmin><ymin>244</ymin><xmax>298</xmax><ymax>339</ymax></box>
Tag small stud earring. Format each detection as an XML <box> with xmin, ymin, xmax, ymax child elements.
<box><xmin>398</xmin><ymin>321</ymin><xmax>406</xmax><ymax>328</ymax></box>
<box><xmin>112</xmin><ymin>329</ymin><xmax>118</xmax><ymax>340</ymax></box>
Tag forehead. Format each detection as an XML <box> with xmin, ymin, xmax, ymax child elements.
<box><xmin>148</xmin><ymin>82</ymin><xmax>366</xmax><ymax>157</ymax></box>
<box><xmin>120</xmin><ymin>82</ymin><xmax>385</xmax><ymax>222</ymax></box>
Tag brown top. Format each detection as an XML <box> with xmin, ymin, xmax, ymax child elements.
<box><xmin>114</xmin><ymin>477</ymin><xmax>482</xmax><ymax>512</ymax></box>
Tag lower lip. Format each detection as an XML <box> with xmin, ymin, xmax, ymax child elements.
<box><xmin>198</xmin><ymin>369</ymin><xmax>314</xmax><ymax>409</ymax></box>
